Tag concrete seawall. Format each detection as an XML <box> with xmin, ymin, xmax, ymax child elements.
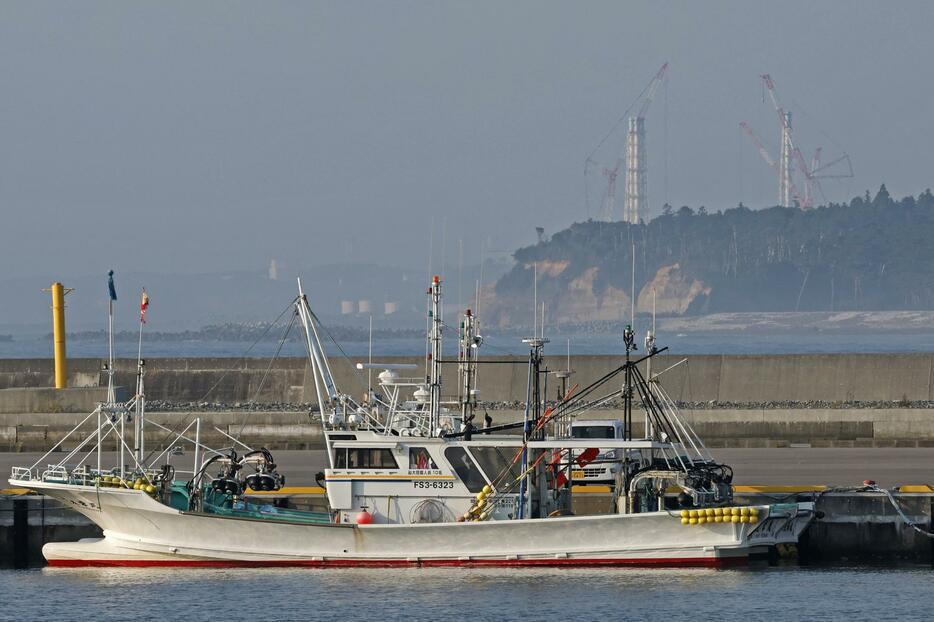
<box><xmin>4</xmin><ymin>408</ymin><xmax>934</xmax><ymax>452</ymax></box>
<box><xmin>3</xmin><ymin>355</ymin><xmax>934</xmax><ymax>449</ymax></box>
<box><xmin>3</xmin><ymin>353</ymin><xmax>934</xmax><ymax>405</ymax></box>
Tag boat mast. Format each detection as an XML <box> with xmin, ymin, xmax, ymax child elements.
<box><xmin>296</xmin><ymin>278</ymin><xmax>336</xmax><ymax>421</ymax></box>
<box><xmin>519</xmin><ymin>335</ymin><xmax>548</xmax><ymax>519</ymax></box>
<box><xmin>428</xmin><ymin>276</ymin><xmax>443</xmax><ymax>436</ymax></box>
<box><xmin>458</xmin><ymin>308</ymin><xmax>479</xmax><ymax>421</ymax></box>
<box><xmin>134</xmin><ymin>300</ymin><xmax>146</xmax><ymax>465</ymax></box>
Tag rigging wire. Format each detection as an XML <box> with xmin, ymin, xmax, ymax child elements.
<box><xmin>235</xmin><ymin>311</ymin><xmax>299</xmax><ymax>439</ymax></box>
<box><xmin>140</xmin><ymin>298</ymin><xmax>299</xmax><ymax>467</ymax></box>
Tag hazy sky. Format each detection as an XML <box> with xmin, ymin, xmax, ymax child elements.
<box><xmin>2</xmin><ymin>1</ymin><xmax>932</xmax><ymax>279</ymax></box>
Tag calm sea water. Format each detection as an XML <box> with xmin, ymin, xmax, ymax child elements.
<box><xmin>0</xmin><ymin>566</ymin><xmax>930</xmax><ymax>621</ymax></box>
<box><xmin>6</xmin><ymin>331</ymin><xmax>934</xmax><ymax>358</ymax></box>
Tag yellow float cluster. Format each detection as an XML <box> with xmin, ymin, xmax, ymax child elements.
<box><xmin>679</xmin><ymin>506</ymin><xmax>759</xmax><ymax>525</ymax></box>
<box><xmin>97</xmin><ymin>475</ymin><xmax>130</xmax><ymax>489</ymax></box>
<box><xmin>462</xmin><ymin>485</ymin><xmax>495</xmax><ymax>522</ymax></box>
<box><xmin>97</xmin><ymin>475</ymin><xmax>157</xmax><ymax>495</ymax></box>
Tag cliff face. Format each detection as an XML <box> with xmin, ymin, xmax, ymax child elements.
<box><xmin>485</xmin><ymin>188</ymin><xmax>934</xmax><ymax>327</ymax></box>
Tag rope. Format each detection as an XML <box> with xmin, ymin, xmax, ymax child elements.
<box><xmin>814</xmin><ymin>485</ymin><xmax>934</xmax><ymax>539</ymax></box>
<box><xmin>877</xmin><ymin>486</ymin><xmax>934</xmax><ymax>539</ymax></box>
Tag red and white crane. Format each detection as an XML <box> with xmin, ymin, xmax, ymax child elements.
<box><xmin>742</xmin><ymin>74</ymin><xmax>853</xmax><ymax>209</ymax></box>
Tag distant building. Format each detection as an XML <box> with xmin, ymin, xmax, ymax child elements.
<box><xmin>268</xmin><ymin>259</ymin><xmax>278</xmax><ymax>281</ymax></box>
<box><xmin>384</xmin><ymin>301</ymin><xmax>399</xmax><ymax>315</ymax></box>
<box><xmin>340</xmin><ymin>301</ymin><xmax>354</xmax><ymax>315</ymax></box>
<box><xmin>358</xmin><ymin>300</ymin><xmax>372</xmax><ymax>314</ymax></box>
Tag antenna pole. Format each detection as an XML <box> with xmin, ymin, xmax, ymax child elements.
<box><xmin>631</xmin><ymin>242</ymin><xmax>637</xmax><ymax>331</ymax></box>
<box><xmin>428</xmin><ymin>276</ymin><xmax>443</xmax><ymax>436</ymax></box>
<box><xmin>533</xmin><ymin>263</ymin><xmax>538</xmax><ymax>338</ymax></box>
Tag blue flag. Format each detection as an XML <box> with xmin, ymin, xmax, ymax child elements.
<box><xmin>107</xmin><ymin>270</ymin><xmax>117</xmax><ymax>301</ymax></box>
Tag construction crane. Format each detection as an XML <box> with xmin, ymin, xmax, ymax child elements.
<box><xmin>744</xmin><ymin>74</ymin><xmax>854</xmax><ymax>210</ymax></box>
<box><xmin>599</xmin><ymin>159</ymin><xmax>622</xmax><ymax>221</ymax></box>
<box><xmin>585</xmin><ymin>62</ymin><xmax>669</xmax><ymax>223</ymax></box>
<box><xmin>739</xmin><ymin>121</ymin><xmax>805</xmax><ymax>207</ymax></box>
<box><xmin>624</xmin><ymin>62</ymin><xmax>668</xmax><ymax>224</ymax></box>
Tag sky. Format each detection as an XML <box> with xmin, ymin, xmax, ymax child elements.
<box><xmin>1</xmin><ymin>1</ymin><xmax>932</xmax><ymax>280</ymax></box>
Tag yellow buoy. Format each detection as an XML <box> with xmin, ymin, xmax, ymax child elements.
<box><xmin>713</xmin><ymin>507</ymin><xmax>722</xmax><ymax>516</ymax></box>
<box><xmin>713</xmin><ymin>516</ymin><xmax>722</xmax><ymax>523</ymax></box>
<box><xmin>705</xmin><ymin>508</ymin><xmax>715</xmax><ymax>517</ymax></box>
<box><xmin>681</xmin><ymin>517</ymin><xmax>689</xmax><ymax>525</ymax></box>
<box><xmin>689</xmin><ymin>517</ymin><xmax>698</xmax><ymax>525</ymax></box>
<box><xmin>740</xmin><ymin>515</ymin><xmax>750</xmax><ymax>523</ymax></box>
<box><xmin>749</xmin><ymin>515</ymin><xmax>759</xmax><ymax>524</ymax></box>
<box><xmin>731</xmin><ymin>515</ymin><xmax>741</xmax><ymax>523</ymax></box>
<box><xmin>749</xmin><ymin>507</ymin><xmax>760</xmax><ymax>517</ymax></box>
<box><xmin>689</xmin><ymin>509</ymin><xmax>698</xmax><ymax>518</ymax></box>
<box><xmin>482</xmin><ymin>484</ymin><xmax>492</xmax><ymax>495</ymax></box>
<box><xmin>698</xmin><ymin>516</ymin><xmax>706</xmax><ymax>524</ymax></box>
<box><xmin>680</xmin><ymin>510</ymin><xmax>689</xmax><ymax>519</ymax></box>
<box><xmin>740</xmin><ymin>507</ymin><xmax>749</xmax><ymax>517</ymax></box>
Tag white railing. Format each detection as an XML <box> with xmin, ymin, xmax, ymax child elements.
<box><xmin>41</xmin><ymin>465</ymin><xmax>69</xmax><ymax>483</ymax></box>
<box><xmin>10</xmin><ymin>466</ymin><xmax>33</xmax><ymax>481</ymax></box>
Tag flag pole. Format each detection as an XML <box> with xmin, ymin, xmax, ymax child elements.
<box><xmin>107</xmin><ymin>270</ymin><xmax>122</xmax><ymax>478</ymax></box>
<box><xmin>108</xmin><ymin>298</ymin><xmax>115</xmax><ymax>402</ymax></box>
<box><xmin>107</xmin><ymin>271</ymin><xmax>116</xmax><ymax>403</ymax></box>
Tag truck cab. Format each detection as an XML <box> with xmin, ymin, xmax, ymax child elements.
<box><xmin>569</xmin><ymin>419</ymin><xmax>625</xmax><ymax>485</ymax></box>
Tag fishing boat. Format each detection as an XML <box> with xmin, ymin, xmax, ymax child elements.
<box><xmin>9</xmin><ymin>277</ymin><xmax>814</xmax><ymax>567</ymax></box>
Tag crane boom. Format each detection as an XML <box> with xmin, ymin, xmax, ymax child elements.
<box><xmin>637</xmin><ymin>62</ymin><xmax>668</xmax><ymax>119</ymax></box>
<box><xmin>740</xmin><ymin>121</ymin><xmax>805</xmax><ymax>206</ymax></box>
<box><xmin>739</xmin><ymin>121</ymin><xmax>776</xmax><ymax>168</ymax></box>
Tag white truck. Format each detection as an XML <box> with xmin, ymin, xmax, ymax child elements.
<box><xmin>569</xmin><ymin>419</ymin><xmax>626</xmax><ymax>485</ymax></box>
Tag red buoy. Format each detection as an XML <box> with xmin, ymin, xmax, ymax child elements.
<box><xmin>356</xmin><ymin>510</ymin><xmax>374</xmax><ymax>525</ymax></box>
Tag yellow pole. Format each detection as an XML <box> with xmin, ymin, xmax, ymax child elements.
<box><xmin>49</xmin><ymin>282</ymin><xmax>68</xmax><ymax>389</ymax></box>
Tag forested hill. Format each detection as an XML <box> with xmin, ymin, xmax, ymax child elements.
<box><xmin>487</xmin><ymin>187</ymin><xmax>934</xmax><ymax>326</ymax></box>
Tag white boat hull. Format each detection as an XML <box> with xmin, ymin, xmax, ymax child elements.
<box><xmin>12</xmin><ymin>479</ymin><xmax>814</xmax><ymax>568</ymax></box>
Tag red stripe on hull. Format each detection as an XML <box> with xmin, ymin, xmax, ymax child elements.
<box><xmin>47</xmin><ymin>556</ymin><xmax>747</xmax><ymax>569</ymax></box>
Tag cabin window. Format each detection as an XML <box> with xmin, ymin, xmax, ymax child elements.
<box><xmin>444</xmin><ymin>447</ymin><xmax>487</xmax><ymax>493</ymax></box>
<box><xmin>571</xmin><ymin>425</ymin><xmax>616</xmax><ymax>439</ymax></box>
<box><xmin>333</xmin><ymin>448</ymin><xmax>398</xmax><ymax>470</ymax></box>
<box><xmin>409</xmin><ymin>447</ymin><xmax>437</xmax><ymax>470</ymax></box>
<box><xmin>470</xmin><ymin>446</ymin><xmax>523</xmax><ymax>482</ymax></box>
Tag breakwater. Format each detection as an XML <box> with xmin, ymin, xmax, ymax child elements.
<box><xmin>4</xmin><ymin>354</ymin><xmax>934</xmax><ymax>449</ymax></box>
<box><xmin>3</xmin><ymin>353</ymin><xmax>934</xmax><ymax>405</ymax></box>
